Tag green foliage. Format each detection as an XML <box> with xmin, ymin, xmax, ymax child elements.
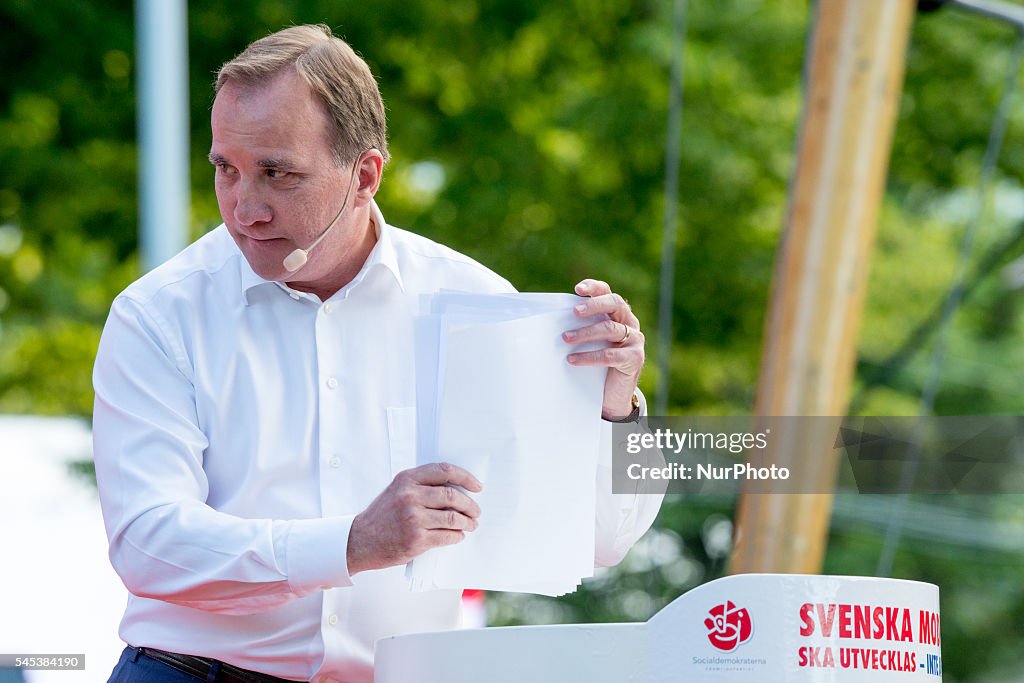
<box><xmin>5</xmin><ymin>0</ymin><xmax>1024</xmax><ymax>678</ymax></box>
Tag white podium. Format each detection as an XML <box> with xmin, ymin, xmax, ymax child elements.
<box><xmin>376</xmin><ymin>574</ymin><xmax>942</xmax><ymax>682</ymax></box>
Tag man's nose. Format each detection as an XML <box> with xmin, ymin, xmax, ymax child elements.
<box><xmin>233</xmin><ymin>178</ymin><xmax>272</xmax><ymax>227</ymax></box>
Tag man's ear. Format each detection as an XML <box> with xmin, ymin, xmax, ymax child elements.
<box><xmin>353</xmin><ymin>149</ymin><xmax>384</xmax><ymax>205</ymax></box>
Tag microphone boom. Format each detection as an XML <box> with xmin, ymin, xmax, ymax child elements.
<box><xmin>282</xmin><ymin>155</ymin><xmax>362</xmax><ymax>273</ymax></box>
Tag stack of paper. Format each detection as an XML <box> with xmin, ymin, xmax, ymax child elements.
<box><xmin>407</xmin><ymin>292</ymin><xmax>608</xmax><ymax>596</ymax></box>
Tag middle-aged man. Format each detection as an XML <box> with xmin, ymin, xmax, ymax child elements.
<box><xmin>94</xmin><ymin>24</ymin><xmax>663</xmax><ymax>683</ymax></box>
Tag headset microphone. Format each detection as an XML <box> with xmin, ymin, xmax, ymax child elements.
<box><xmin>283</xmin><ymin>156</ymin><xmax>362</xmax><ymax>273</ymax></box>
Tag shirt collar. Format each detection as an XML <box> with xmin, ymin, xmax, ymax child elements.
<box><xmin>240</xmin><ymin>199</ymin><xmax>405</xmax><ymax>305</ymax></box>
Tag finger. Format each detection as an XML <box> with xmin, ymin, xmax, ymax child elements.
<box><xmin>575</xmin><ymin>279</ymin><xmax>611</xmax><ymax>297</ymax></box>
<box><xmin>422</xmin><ymin>508</ymin><xmax>480</xmax><ymax>532</ymax></box>
<box><xmin>425</xmin><ymin>529</ymin><xmax>466</xmax><ymax>548</ymax></box>
<box><xmin>567</xmin><ymin>346</ymin><xmax>644</xmax><ymax>372</ymax></box>
<box><xmin>407</xmin><ymin>462</ymin><xmax>483</xmax><ymax>492</ymax></box>
<box><xmin>563</xmin><ymin>319</ymin><xmax>642</xmax><ymax>346</ymax></box>
<box><xmin>573</xmin><ymin>293</ymin><xmax>639</xmax><ymax>327</ymax></box>
<box><xmin>419</xmin><ymin>483</ymin><xmax>482</xmax><ymax>519</ymax></box>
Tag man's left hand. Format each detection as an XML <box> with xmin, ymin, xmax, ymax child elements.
<box><xmin>563</xmin><ymin>278</ymin><xmax>645</xmax><ymax>421</ymax></box>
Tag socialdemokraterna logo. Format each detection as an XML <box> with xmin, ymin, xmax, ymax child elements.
<box><xmin>704</xmin><ymin>601</ymin><xmax>753</xmax><ymax>652</ymax></box>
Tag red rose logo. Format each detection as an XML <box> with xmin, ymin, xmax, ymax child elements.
<box><xmin>704</xmin><ymin>601</ymin><xmax>753</xmax><ymax>652</ymax></box>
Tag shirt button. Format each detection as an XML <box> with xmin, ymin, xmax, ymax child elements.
<box><xmin>328</xmin><ymin>614</ymin><xmax>339</xmax><ymax>626</ymax></box>
<box><xmin>323</xmin><ymin>302</ymin><xmax>333</xmax><ymax>314</ymax></box>
<box><xmin>326</xmin><ymin>377</ymin><xmax>338</xmax><ymax>390</ymax></box>
<box><xmin>289</xmin><ymin>292</ymin><xmax>300</xmax><ymax>301</ymax></box>
<box><xmin>329</xmin><ymin>456</ymin><xmax>341</xmax><ymax>468</ymax></box>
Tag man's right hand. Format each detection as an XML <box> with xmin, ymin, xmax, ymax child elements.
<box><xmin>346</xmin><ymin>462</ymin><xmax>483</xmax><ymax>576</ymax></box>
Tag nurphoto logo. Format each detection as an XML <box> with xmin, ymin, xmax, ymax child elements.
<box><xmin>704</xmin><ymin>601</ymin><xmax>754</xmax><ymax>653</ymax></box>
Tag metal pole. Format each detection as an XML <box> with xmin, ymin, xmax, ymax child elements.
<box><xmin>949</xmin><ymin>0</ymin><xmax>1024</xmax><ymax>28</ymax></box>
<box><xmin>135</xmin><ymin>0</ymin><xmax>190</xmax><ymax>271</ymax></box>
<box><xmin>655</xmin><ymin>0</ymin><xmax>687</xmax><ymax>416</ymax></box>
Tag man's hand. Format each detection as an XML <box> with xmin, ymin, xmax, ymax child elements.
<box><xmin>563</xmin><ymin>278</ymin><xmax>645</xmax><ymax>421</ymax></box>
<box><xmin>346</xmin><ymin>462</ymin><xmax>483</xmax><ymax>575</ymax></box>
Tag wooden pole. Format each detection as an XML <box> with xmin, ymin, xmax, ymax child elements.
<box><xmin>728</xmin><ymin>0</ymin><xmax>917</xmax><ymax>575</ymax></box>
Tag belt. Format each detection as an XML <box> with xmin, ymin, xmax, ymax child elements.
<box><xmin>136</xmin><ymin>647</ymin><xmax>302</xmax><ymax>683</ymax></box>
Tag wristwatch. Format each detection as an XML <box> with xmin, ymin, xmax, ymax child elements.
<box><xmin>606</xmin><ymin>391</ymin><xmax>641</xmax><ymax>423</ymax></box>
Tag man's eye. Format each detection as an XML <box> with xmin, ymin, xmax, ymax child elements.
<box><xmin>266</xmin><ymin>168</ymin><xmax>290</xmax><ymax>179</ymax></box>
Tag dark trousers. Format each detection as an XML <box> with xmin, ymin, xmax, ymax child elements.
<box><xmin>108</xmin><ymin>647</ymin><xmax>221</xmax><ymax>683</ymax></box>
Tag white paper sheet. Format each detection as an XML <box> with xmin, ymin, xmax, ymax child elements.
<box><xmin>408</xmin><ymin>292</ymin><xmax>607</xmax><ymax>595</ymax></box>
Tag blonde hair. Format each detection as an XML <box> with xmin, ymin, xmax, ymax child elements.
<box><xmin>215</xmin><ymin>24</ymin><xmax>389</xmax><ymax>166</ymax></box>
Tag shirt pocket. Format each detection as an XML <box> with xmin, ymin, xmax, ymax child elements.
<box><xmin>386</xmin><ymin>406</ymin><xmax>417</xmax><ymax>478</ymax></box>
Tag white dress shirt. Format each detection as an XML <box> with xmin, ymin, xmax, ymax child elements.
<box><xmin>93</xmin><ymin>201</ymin><xmax>661</xmax><ymax>682</ymax></box>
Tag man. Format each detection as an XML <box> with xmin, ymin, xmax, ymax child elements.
<box><xmin>94</xmin><ymin>24</ymin><xmax>661</xmax><ymax>683</ymax></box>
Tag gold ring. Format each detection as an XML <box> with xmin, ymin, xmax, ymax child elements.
<box><xmin>618</xmin><ymin>324</ymin><xmax>631</xmax><ymax>344</ymax></box>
